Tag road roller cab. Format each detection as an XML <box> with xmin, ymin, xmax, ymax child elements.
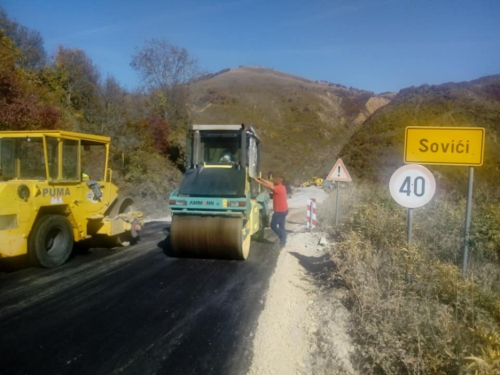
<box><xmin>0</xmin><ymin>130</ymin><xmax>143</xmax><ymax>268</ymax></box>
<box><xmin>168</xmin><ymin>124</ymin><xmax>269</xmax><ymax>260</ymax></box>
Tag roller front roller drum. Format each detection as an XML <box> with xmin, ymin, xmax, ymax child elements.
<box><xmin>170</xmin><ymin>215</ymin><xmax>251</xmax><ymax>260</ymax></box>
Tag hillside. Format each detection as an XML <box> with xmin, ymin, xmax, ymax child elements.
<box><xmin>339</xmin><ymin>75</ymin><xmax>500</xmax><ymax>191</ymax></box>
<box><xmin>189</xmin><ymin>66</ymin><xmax>391</xmax><ymax>182</ymax></box>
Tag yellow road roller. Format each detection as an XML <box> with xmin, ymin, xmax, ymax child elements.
<box><xmin>0</xmin><ymin>130</ymin><xmax>143</xmax><ymax>267</ymax></box>
<box><xmin>168</xmin><ymin>124</ymin><xmax>270</xmax><ymax>260</ymax></box>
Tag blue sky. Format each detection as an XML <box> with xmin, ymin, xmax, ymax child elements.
<box><xmin>2</xmin><ymin>0</ymin><xmax>499</xmax><ymax>93</ymax></box>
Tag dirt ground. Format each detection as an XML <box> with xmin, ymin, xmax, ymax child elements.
<box><xmin>247</xmin><ymin>187</ymin><xmax>356</xmax><ymax>375</ymax></box>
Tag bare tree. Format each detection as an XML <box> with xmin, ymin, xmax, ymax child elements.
<box><xmin>131</xmin><ymin>38</ymin><xmax>198</xmax><ymax>91</ymax></box>
<box><xmin>130</xmin><ymin>38</ymin><xmax>199</xmax><ymax>125</ymax></box>
<box><xmin>100</xmin><ymin>75</ymin><xmax>129</xmax><ymax>135</ymax></box>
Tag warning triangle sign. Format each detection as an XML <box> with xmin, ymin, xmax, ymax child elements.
<box><xmin>326</xmin><ymin>158</ymin><xmax>352</xmax><ymax>182</ymax></box>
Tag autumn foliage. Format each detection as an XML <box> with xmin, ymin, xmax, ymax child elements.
<box><xmin>0</xmin><ymin>32</ymin><xmax>61</xmax><ymax>130</ymax></box>
<box><xmin>149</xmin><ymin>116</ymin><xmax>170</xmax><ymax>155</ymax></box>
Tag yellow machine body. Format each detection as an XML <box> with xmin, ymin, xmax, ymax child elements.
<box><xmin>0</xmin><ymin>130</ymin><xmax>143</xmax><ymax>265</ymax></box>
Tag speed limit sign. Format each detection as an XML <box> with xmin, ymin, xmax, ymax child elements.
<box><xmin>389</xmin><ymin>164</ymin><xmax>436</xmax><ymax>208</ymax></box>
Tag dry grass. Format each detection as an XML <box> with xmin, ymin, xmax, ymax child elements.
<box><xmin>318</xmin><ymin>183</ymin><xmax>500</xmax><ymax>374</ymax></box>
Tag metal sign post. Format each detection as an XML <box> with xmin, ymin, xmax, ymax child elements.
<box><xmin>389</xmin><ymin>164</ymin><xmax>436</xmax><ymax>244</ymax></box>
<box><xmin>326</xmin><ymin>158</ymin><xmax>352</xmax><ymax>227</ymax></box>
<box><xmin>407</xmin><ymin>208</ymin><xmax>414</xmax><ymax>244</ymax></box>
<box><xmin>462</xmin><ymin>167</ymin><xmax>474</xmax><ymax>273</ymax></box>
<box><xmin>335</xmin><ymin>181</ymin><xmax>340</xmax><ymax>226</ymax></box>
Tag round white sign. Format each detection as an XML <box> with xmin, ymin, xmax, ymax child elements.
<box><xmin>389</xmin><ymin>164</ymin><xmax>436</xmax><ymax>208</ymax></box>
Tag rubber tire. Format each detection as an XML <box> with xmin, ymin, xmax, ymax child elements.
<box><xmin>29</xmin><ymin>215</ymin><xmax>74</xmax><ymax>268</ymax></box>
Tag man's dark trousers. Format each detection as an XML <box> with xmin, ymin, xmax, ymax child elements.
<box><xmin>271</xmin><ymin>210</ymin><xmax>288</xmax><ymax>245</ymax></box>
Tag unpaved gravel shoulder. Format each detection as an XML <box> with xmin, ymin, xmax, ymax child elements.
<box><xmin>247</xmin><ymin>192</ymin><xmax>357</xmax><ymax>375</ymax></box>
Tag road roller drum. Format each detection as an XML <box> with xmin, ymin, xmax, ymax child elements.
<box><xmin>170</xmin><ymin>215</ymin><xmax>251</xmax><ymax>260</ymax></box>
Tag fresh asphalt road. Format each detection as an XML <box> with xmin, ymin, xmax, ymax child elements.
<box><xmin>0</xmin><ymin>222</ymin><xmax>280</xmax><ymax>375</ymax></box>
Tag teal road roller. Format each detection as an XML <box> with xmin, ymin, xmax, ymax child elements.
<box><xmin>168</xmin><ymin>124</ymin><xmax>270</xmax><ymax>260</ymax></box>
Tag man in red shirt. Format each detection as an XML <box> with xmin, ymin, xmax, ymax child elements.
<box><xmin>254</xmin><ymin>175</ymin><xmax>289</xmax><ymax>246</ymax></box>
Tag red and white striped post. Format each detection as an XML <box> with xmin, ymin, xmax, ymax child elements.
<box><xmin>306</xmin><ymin>198</ymin><xmax>317</xmax><ymax>230</ymax></box>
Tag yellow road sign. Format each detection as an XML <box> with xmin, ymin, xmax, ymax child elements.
<box><xmin>405</xmin><ymin>127</ymin><xmax>485</xmax><ymax>166</ymax></box>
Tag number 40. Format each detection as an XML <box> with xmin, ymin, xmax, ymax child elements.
<box><xmin>399</xmin><ymin>176</ymin><xmax>426</xmax><ymax>197</ymax></box>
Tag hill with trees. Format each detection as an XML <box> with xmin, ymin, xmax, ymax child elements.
<box><xmin>189</xmin><ymin>66</ymin><xmax>391</xmax><ymax>182</ymax></box>
<box><xmin>339</xmin><ymin>75</ymin><xmax>500</xmax><ymax>192</ymax></box>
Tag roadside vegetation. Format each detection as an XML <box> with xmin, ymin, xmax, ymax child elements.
<box><xmin>318</xmin><ymin>183</ymin><xmax>500</xmax><ymax>374</ymax></box>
